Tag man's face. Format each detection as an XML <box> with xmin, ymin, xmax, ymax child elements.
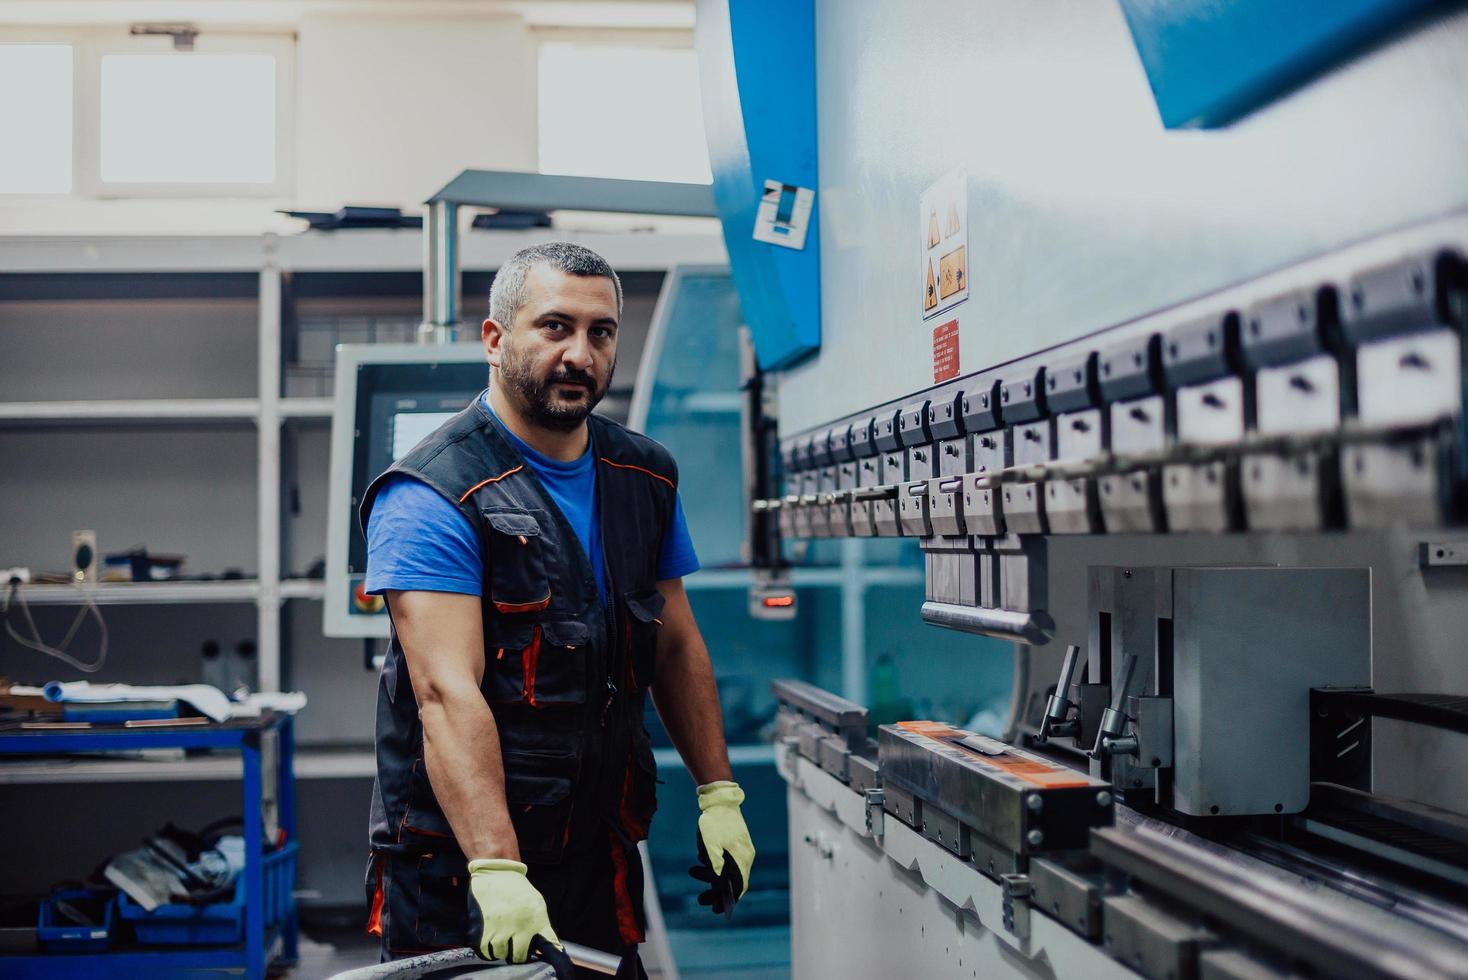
<box><xmin>486</xmin><ymin>265</ymin><xmax>619</xmax><ymax>432</ymax></box>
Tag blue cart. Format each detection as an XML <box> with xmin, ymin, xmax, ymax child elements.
<box><xmin>0</xmin><ymin>712</ymin><xmax>299</xmax><ymax>979</ymax></box>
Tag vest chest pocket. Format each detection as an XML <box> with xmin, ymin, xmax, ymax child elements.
<box><xmin>623</xmin><ymin>588</ymin><xmax>666</xmax><ymax>691</ymax></box>
<box><xmin>483</xmin><ymin>510</ymin><xmax>551</xmax><ymax>615</ymax></box>
<box><xmin>486</xmin><ymin>620</ymin><xmax>589</xmax><ymax>707</ymax></box>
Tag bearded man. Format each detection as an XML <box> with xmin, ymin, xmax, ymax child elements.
<box><xmin>360</xmin><ymin>242</ymin><xmax>754</xmax><ymax>977</ymax></box>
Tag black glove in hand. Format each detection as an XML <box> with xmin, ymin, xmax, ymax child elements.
<box><xmin>687</xmin><ymin>832</ymin><xmax>744</xmax><ymax>917</ymax></box>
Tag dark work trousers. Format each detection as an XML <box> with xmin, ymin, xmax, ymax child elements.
<box><xmin>367</xmin><ymin>830</ymin><xmax>648</xmax><ymax>979</ymax></box>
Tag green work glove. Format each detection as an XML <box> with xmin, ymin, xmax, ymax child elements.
<box><xmin>466</xmin><ymin>858</ymin><xmax>561</xmax><ymax>963</ymax></box>
<box><xmin>688</xmin><ymin>780</ymin><xmax>756</xmax><ymax>914</ymax></box>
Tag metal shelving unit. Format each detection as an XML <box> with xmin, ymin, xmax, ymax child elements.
<box><xmin>11</xmin><ymin>580</ymin><xmax>326</xmax><ymax>606</ymax></box>
<box><xmin>0</xmin><ymin>229</ymin><xmax>728</xmax><ymax>700</ymax></box>
<box><xmin>0</xmin><ymin>714</ymin><xmax>299</xmax><ymax>979</ymax></box>
<box><xmin>12</xmin><ymin>581</ymin><xmax>262</xmax><ymax>606</ymax></box>
<box><xmin>0</xmin><ymin>399</ymin><xmax>262</xmax><ymax>425</ymax></box>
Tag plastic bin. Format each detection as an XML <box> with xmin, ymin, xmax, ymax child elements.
<box><xmin>116</xmin><ymin>842</ymin><xmax>298</xmax><ymax>946</ymax></box>
<box><xmin>37</xmin><ymin>890</ymin><xmax>115</xmax><ymax>952</ymax></box>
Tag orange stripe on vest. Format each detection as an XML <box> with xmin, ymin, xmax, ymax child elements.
<box><xmin>598</xmin><ymin>457</ymin><xmax>675</xmax><ymax>489</ymax></box>
<box><xmin>459</xmin><ymin>465</ymin><xmax>525</xmax><ymax>503</ymax></box>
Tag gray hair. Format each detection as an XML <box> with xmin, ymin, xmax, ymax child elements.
<box><xmin>488</xmin><ymin>241</ymin><xmax>623</xmax><ymax>328</ymax></box>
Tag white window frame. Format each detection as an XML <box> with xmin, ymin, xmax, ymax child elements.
<box><xmin>0</xmin><ymin>29</ymin><xmax>80</xmax><ymax>198</ymax></box>
<box><xmin>0</xmin><ymin>26</ymin><xmax>295</xmax><ymax>200</ymax></box>
<box><xmin>78</xmin><ymin>29</ymin><xmax>295</xmax><ymax>199</ymax></box>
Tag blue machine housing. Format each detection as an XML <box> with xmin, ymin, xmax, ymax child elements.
<box><xmin>696</xmin><ymin>0</ymin><xmax>821</xmax><ymax>370</ymax></box>
<box><xmin>1120</xmin><ymin>0</ymin><xmax>1450</xmax><ymax>129</ymax></box>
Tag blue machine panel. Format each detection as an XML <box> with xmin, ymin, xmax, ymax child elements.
<box><xmin>1120</xmin><ymin>0</ymin><xmax>1450</xmax><ymax>128</ymax></box>
<box><xmin>696</xmin><ymin>0</ymin><xmax>821</xmax><ymax>370</ymax></box>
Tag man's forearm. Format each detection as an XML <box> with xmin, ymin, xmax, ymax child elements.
<box><xmin>651</xmin><ymin>641</ymin><xmax>733</xmax><ymax>786</ymax></box>
<box><xmin>420</xmin><ymin>689</ymin><xmax>520</xmax><ymax>860</ymax></box>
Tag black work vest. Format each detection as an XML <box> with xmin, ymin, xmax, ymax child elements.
<box><xmin>360</xmin><ymin>397</ymin><xmax>677</xmax><ymax>863</ymax></box>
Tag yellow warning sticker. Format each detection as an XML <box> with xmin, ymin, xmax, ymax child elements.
<box><xmin>920</xmin><ymin>168</ymin><xmax>967</xmax><ymax>320</ymax></box>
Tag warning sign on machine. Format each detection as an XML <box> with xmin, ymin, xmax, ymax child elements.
<box><xmin>920</xmin><ymin>169</ymin><xmax>968</xmax><ymax>320</ymax></box>
<box><xmin>933</xmin><ymin>318</ymin><xmax>960</xmax><ymax>382</ymax></box>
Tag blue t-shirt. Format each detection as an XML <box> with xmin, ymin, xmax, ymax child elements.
<box><xmin>365</xmin><ymin>398</ymin><xmax>699</xmax><ymax>603</ymax></box>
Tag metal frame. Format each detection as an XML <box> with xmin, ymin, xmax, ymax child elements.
<box><xmin>0</xmin><ymin>714</ymin><xmax>298</xmax><ymax>979</ymax></box>
<box><xmin>421</xmin><ymin>170</ymin><xmax>717</xmax><ymax>341</ymax></box>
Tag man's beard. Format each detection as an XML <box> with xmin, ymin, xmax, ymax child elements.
<box><xmin>497</xmin><ymin>345</ymin><xmax>614</xmax><ymax>433</ymax></box>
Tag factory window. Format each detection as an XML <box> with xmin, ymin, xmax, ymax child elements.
<box><xmin>0</xmin><ymin>44</ymin><xmax>74</xmax><ymax>194</ymax></box>
<box><xmin>538</xmin><ymin>43</ymin><xmax>712</xmax><ymax>184</ymax></box>
<box><xmin>99</xmin><ymin>53</ymin><xmax>277</xmax><ymax>185</ymax></box>
<box><xmin>0</xmin><ymin>30</ymin><xmax>294</xmax><ymax>198</ymax></box>
<box><xmin>88</xmin><ymin>34</ymin><xmax>294</xmax><ymax>197</ymax></box>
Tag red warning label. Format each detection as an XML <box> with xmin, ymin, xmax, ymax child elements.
<box><xmin>933</xmin><ymin>319</ymin><xmax>959</xmax><ymax>382</ymax></box>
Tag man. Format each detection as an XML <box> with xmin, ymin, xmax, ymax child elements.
<box><xmin>359</xmin><ymin>242</ymin><xmax>755</xmax><ymax>976</ymax></box>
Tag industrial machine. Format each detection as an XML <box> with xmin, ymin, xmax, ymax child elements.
<box><xmin>699</xmin><ymin>1</ymin><xmax>1468</xmax><ymax>977</ymax></box>
<box><xmin>323</xmin><ymin>342</ymin><xmax>487</xmax><ymax>638</ymax></box>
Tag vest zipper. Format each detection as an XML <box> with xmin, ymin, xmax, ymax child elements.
<box><xmin>601</xmin><ymin>678</ymin><xmax>617</xmax><ymax>726</ymax></box>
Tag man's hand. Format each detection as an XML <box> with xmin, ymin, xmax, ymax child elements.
<box><xmin>688</xmin><ymin>781</ymin><xmax>755</xmax><ymax>913</ymax></box>
<box><xmin>466</xmin><ymin>858</ymin><xmax>561</xmax><ymax>963</ymax></box>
